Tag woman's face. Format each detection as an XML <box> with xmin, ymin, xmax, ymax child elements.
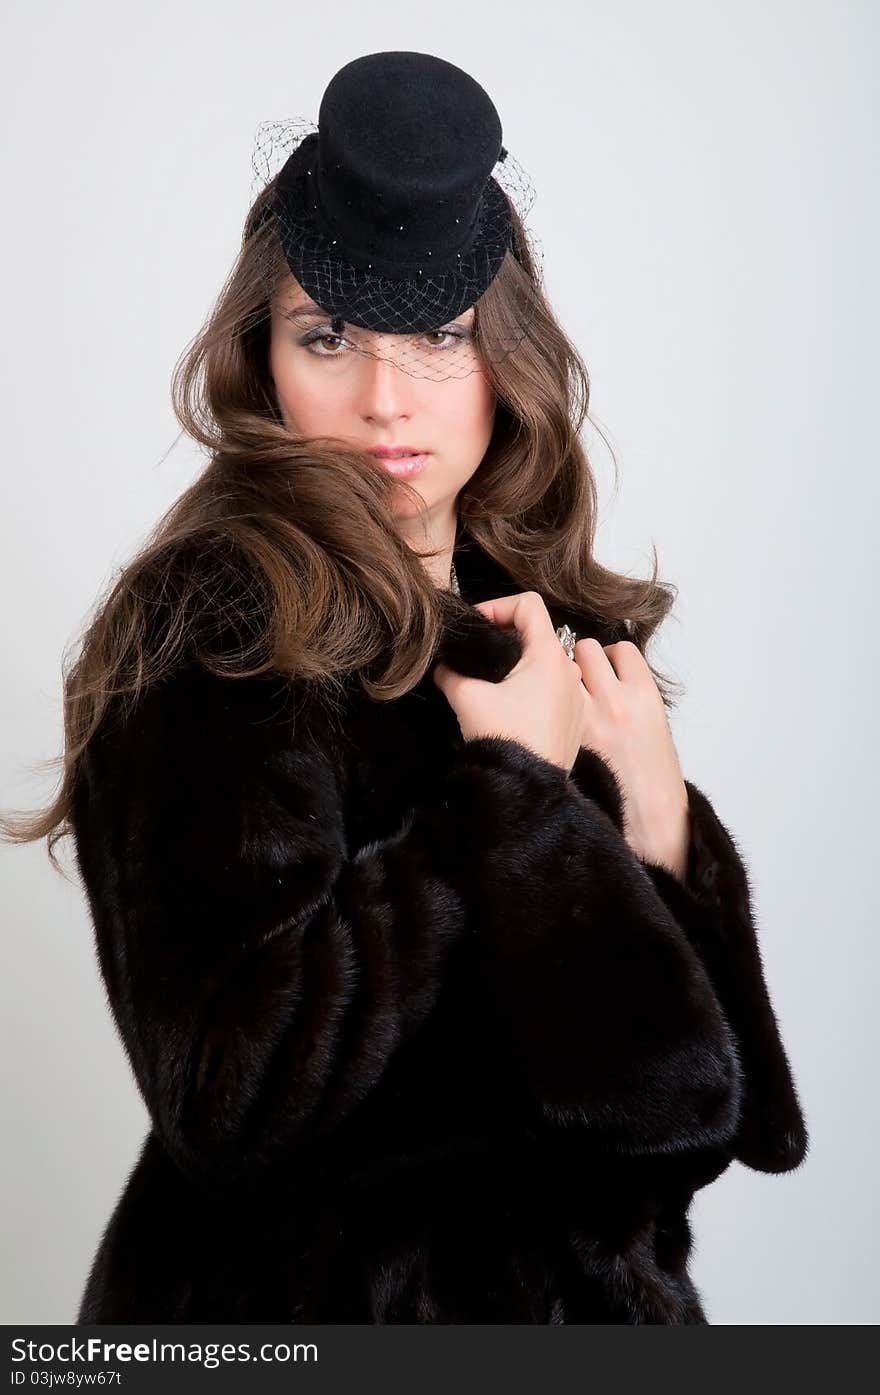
<box><xmin>268</xmin><ymin>276</ymin><xmax>496</xmax><ymax>526</ymax></box>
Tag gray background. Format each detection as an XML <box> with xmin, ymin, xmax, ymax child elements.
<box><xmin>1</xmin><ymin>0</ymin><xmax>876</xmax><ymax>1324</ymax></box>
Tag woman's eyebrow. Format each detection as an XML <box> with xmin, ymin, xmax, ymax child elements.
<box><xmin>280</xmin><ymin>304</ymin><xmax>471</xmax><ymax>330</ymax></box>
<box><xmin>282</xmin><ymin>303</ymin><xmax>328</xmax><ymax>320</ymax></box>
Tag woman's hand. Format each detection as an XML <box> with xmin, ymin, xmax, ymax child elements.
<box><xmin>432</xmin><ymin>592</ymin><xmax>589</xmax><ymax>774</ymax></box>
<box><xmin>573</xmin><ymin>638</ymin><xmax>691</xmax><ymax>880</ymax></box>
<box><xmin>433</xmin><ymin>594</ymin><xmax>691</xmax><ymax>878</ymax></box>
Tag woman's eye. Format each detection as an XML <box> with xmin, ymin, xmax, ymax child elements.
<box><xmin>425</xmin><ymin>328</ymin><xmax>468</xmax><ymax>347</ymax></box>
<box><xmin>300</xmin><ymin>331</ymin><xmax>346</xmax><ymax>356</ymax></box>
<box><xmin>298</xmin><ymin>325</ymin><xmax>468</xmax><ymax>357</ymax></box>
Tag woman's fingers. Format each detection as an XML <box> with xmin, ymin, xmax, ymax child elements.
<box><xmin>601</xmin><ymin>639</ymin><xmax>651</xmax><ymax>684</ymax></box>
<box><xmin>472</xmin><ymin>592</ymin><xmax>561</xmax><ymax>656</ymax></box>
<box><xmin>573</xmin><ymin>637</ymin><xmax>620</xmax><ymax>700</ymax></box>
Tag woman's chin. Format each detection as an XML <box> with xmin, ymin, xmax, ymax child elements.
<box><xmin>387</xmin><ymin>484</ymin><xmax>431</xmax><ymax>517</ymax></box>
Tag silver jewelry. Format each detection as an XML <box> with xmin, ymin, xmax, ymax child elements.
<box><xmin>556</xmin><ymin>622</ymin><xmax>577</xmax><ymax>660</ymax></box>
<box><xmin>449</xmin><ymin>558</ymin><xmax>460</xmax><ymax>596</ymax></box>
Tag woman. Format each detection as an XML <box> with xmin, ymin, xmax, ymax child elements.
<box><xmin>2</xmin><ymin>50</ymin><xmax>807</xmax><ymax>1323</ymax></box>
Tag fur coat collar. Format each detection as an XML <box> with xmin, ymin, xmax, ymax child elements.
<box><xmin>70</xmin><ymin>523</ymin><xmax>807</xmax><ymax>1324</ymax></box>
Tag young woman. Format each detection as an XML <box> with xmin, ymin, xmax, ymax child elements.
<box><xmin>2</xmin><ymin>50</ymin><xmax>807</xmax><ymax>1323</ymax></box>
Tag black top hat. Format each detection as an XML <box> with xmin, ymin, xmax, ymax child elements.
<box><xmin>260</xmin><ymin>51</ymin><xmax>536</xmax><ymax>341</ymax></box>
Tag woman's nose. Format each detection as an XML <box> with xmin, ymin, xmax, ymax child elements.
<box><xmin>357</xmin><ymin>341</ymin><xmax>418</xmax><ymax>415</ymax></box>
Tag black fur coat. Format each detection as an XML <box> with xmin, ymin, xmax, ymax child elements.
<box><xmin>71</xmin><ymin>524</ymin><xmax>807</xmax><ymax>1324</ymax></box>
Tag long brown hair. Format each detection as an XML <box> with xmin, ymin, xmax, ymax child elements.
<box><xmin>0</xmin><ymin>176</ymin><xmax>679</xmax><ymax>867</ymax></box>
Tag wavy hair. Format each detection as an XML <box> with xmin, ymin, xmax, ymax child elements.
<box><xmin>0</xmin><ymin>175</ymin><xmax>680</xmax><ymax>866</ymax></box>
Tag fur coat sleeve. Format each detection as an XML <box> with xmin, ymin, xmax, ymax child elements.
<box><xmin>568</xmin><ymin>747</ymin><xmax>808</xmax><ymax>1175</ymax></box>
<box><xmin>71</xmin><ymin>637</ymin><xmax>807</xmax><ymax>1192</ymax></box>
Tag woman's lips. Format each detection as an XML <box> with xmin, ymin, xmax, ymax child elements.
<box><xmin>374</xmin><ymin>452</ymin><xmax>430</xmax><ymax>478</ymax></box>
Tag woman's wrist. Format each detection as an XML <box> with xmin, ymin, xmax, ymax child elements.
<box><xmin>626</xmin><ymin>784</ymin><xmax>692</xmax><ymax>882</ymax></box>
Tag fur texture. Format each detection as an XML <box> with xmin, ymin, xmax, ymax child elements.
<box><xmin>71</xmin><ymin>525</ymin><xmax>807</xmax><ymax>1323</ymax></box>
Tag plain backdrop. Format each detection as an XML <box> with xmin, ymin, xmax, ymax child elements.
<box><xmin>1</xmin><ymin>0</ymin><xmax>877</xmax><ymax>1325</ymax></box>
